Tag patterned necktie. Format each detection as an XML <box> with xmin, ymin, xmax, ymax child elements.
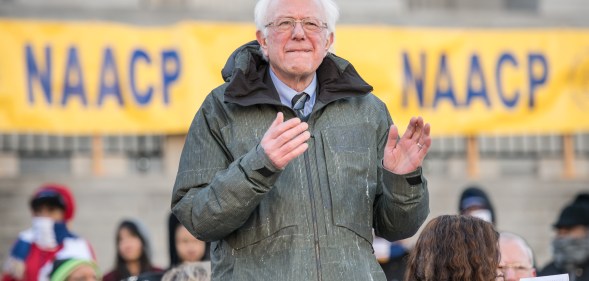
<box><xmin>291</xmin><ymin>92</ymin><xmax>309</xmax><ymax>120</ymax></box>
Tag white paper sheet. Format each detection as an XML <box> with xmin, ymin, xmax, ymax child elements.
<box><xmin>520</xmin><ymin>274</ymin><xmax>569</xmax><ymax>281</ymax></box>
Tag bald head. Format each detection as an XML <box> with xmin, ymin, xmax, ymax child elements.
<box><xmin>498</xmin><ymin>232</ymin><xmax>536</xmax><ymax>281</ymax></box>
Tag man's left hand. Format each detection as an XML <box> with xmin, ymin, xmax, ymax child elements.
<box><xmin>383</xmin><ymin>116</ymin><xmax>431</xmax><ymax>174</ymax></box>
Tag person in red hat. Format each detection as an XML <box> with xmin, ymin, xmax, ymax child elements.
<box><xmin>1</xmin><ymin>184</ymin><xmax>96</xmax><ymax>281</ymax></box>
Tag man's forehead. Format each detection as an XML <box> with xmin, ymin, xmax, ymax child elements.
<box><xmin>500</xmin><ymin>240</ymin><xmax>531</xmax><ymax>264</ymax></box>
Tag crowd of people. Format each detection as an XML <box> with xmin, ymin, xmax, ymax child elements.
<box><xmin>1</xmin><ymin>184</ymin><xmax>211</xmax><ymax>281</ymax></box>
<box><xmin>2</xmin><ymin>0</ymin><xmax>589</xmax><ymax>280</ymax></box>
<box><xmin>2</xmin><ymin>183</ymin><xmax>587</xmax><ymax>281</ymax></box>
<box><xmin>373</xmin><ymin>187</ymin><xmax>589</xmax><ymax>281</ymax></box>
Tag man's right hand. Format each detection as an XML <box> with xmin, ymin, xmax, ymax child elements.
<box><xmin>261</xmin><ymin>112</ymin><xmax>310</xmax><ymax>170</ymax></box>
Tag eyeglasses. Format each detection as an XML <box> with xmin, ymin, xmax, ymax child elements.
<box><xmin>498</xmin><ymin>264</ymin><xmax>534</xmax><ymax>275</ymax></box>
<box><xmin>265</xmin><ymin>17</ymin><xmax>328</xmax><ymax>32</ymax></box>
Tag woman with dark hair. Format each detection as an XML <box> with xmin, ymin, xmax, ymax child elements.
<box><xmin>168</xmin><ymin>213</ymin><xmax>210</xmax><ymax>268</ymax></box>
<box><xmin>102</xmin><ymin>219</ymin><xmax>162</xmax><ymax>281</ymax></box>
<box><xmin>404</xmin><ymin>215</ymin><xmax>502</xmax><ymax>281</ymax></box>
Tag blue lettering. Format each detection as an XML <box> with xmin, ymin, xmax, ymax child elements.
<box><xmin>161</xmin><ymin>50</ymin><xmax>181</xmax><ymax>105</ymax></box>
<box><xmin>402</xmin><ymin>51</ymin><xmax>425</xmax><ymax>108</ymax></box>
<box><xmin>61</xmin><ymin>47</ymin><xmax>87</xmax><ymax>107</ymax></box>
<box><xmin>98</xmin><ymin>47</ymin><xmax>123</xmax><ymax>106</ymax></box>
<box><xmin>528</xmin><ymin>53</ymin><xmax>548</xmax><ymax>109</ymax></box>
<box><xmin>466</xmin><ymin>53</ymin><xmax>490</xmax><ymax>107</ymax></box>
<box><xmin>26</xmin><ymin>45</ymin><xmax>52</xmax><ymax>105</ymax></box>
<box><xmin>433</xmin><ymin>54</ymin><xmax>457</xmax><ymax>108</ymax></box>
<box><xmin>495</xmin><ymin>53</ymin><xmax>519</xmax><ymax>108</ymax></box>
<box><xmin>129</xmin><ymin>49</ymin><xmax>153</xmax><ymax>106</ymax></box>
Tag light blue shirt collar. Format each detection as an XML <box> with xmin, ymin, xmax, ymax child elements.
<box><xmin>269</xmin><ymin>68</ymin><xmax>317</xmax><ymax>117</ymax></box>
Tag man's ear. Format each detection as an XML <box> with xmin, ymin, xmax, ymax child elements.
<box><xmin>326</xmin><ymin>32</ymin><xmax>334</xmax><ymax>51</ymax></box>
<box><xmin>256</xmin><ymin>30</ymin><xmax>268</xmax><ymax>56</ymax></box>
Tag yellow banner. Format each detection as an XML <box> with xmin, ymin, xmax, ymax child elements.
<box><xmin>337</xmin><ymin>27</ymin><xmax>589</xmax><ymax>136</ymax></box>
<box><xmin>0</xmin><ymin>20</ymin><xmax>255</xmax><ymax>134</ymax></box>
<box><xmin>1</xmin><ymin>20</ymin><xmax>589</xmax><ymax>135</ymax></box>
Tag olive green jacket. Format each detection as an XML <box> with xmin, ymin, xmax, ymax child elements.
<box><xmin>171</xmin><ymin>41</ymin><xmax>429</xmax><ymax>281</ymax></box>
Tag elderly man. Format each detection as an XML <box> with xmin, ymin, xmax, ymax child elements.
<box><xmin>539</xmin><ymin>193</ymin><xmax>589</xmax><ymax>281</ymax></box>
<box><xmin>171</xmin><ymin>0</ymin><xmax>431</xmax><ymax>280</ymax></box>
<box><xmin>498</xmin><ymin>232</ymin><xmax>537</xmax><ymax>281</ymax></box>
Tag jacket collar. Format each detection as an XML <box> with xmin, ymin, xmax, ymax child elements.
<box><xmin>222</xmin><ymin>40</ymin><xmax>373</xmax><ymax>107</ymax></box>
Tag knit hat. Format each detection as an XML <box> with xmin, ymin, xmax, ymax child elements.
<box><xmin>30</xmin><ymin>184</ymin><xmax>76</xmax><ymax>222</ymax></box>
<box><xmin>50</xmin><ymin>259</ymin><xmax>100</xmax><ymax>281</ymax></box>
<box><xmin>553</xmin><ymin>193</ymin><xmax>589</xmax><ymax>228</ymax></box>
<box><xmin>458</xmin><ymin>186</ymin><xmax>496</xmax><ymax>225</ymax></box>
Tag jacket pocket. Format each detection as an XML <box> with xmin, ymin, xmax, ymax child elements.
<box><xmin>225</xmin><ymin>220</ymin><xmax>297</xmax><ymax>251</ymax></box>
<box><xmin>321</xmin><ymin>124</ymin><xmax>377</xmax><ymax>244</ymax></box>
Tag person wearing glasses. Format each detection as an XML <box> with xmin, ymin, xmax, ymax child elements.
<box><xmin>171</xmin><ymin>0</ymin><xmax>431</xmax><ymax>280</ymax></box>
<box><xmin>404</xmin><ymin>215</ymin><xmax>502</xmax><ymax>281</ymax></box>
<box><xmin>498</xmin><ymin>232</ymin><xmax>537</xmax><ymax>281</ymax></box>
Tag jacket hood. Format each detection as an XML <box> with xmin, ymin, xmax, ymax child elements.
<box><xmin>221</xmin><ymin>40</ymin><xmax>374</xmax><ymax>107</ymax></box>
<box><xmin>30</xmin><ymin>184</ymin><xmax>76</xmax><ymax>222</ymax></box>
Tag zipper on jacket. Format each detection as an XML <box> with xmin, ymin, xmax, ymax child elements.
<box><xmin>303</xmin><ymin>151</ymin><xmax>322</xmax><ymax>281</ymax></box>
<box><xmin>291</xmin><ymin>105</ymin><xmax>322</xmax><ymax>281</ymax></box>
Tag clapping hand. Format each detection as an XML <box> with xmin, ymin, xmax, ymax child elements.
<box><xmin>383</xmin><ymin>116</ymin><xmax>431</xmax><ymax>174</ymax></box>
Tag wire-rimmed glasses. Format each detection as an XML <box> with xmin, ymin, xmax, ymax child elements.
<box><xmin>265</xmin><ymin>17</ymin><xmax>328</xmax><ymax>33</ymax></box>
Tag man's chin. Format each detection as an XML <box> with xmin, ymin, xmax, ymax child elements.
<box><xmin>285</xmin><ymin>69</ymin><xmax>314</xmax><ymax>79</ymax></box>
<box><xmin>270</xmin><ymin>62</ymin><xmax>317</xmax><ymax>81</ymax></box>
<box><xmin>286</xmin><ymin>63</ymin><xmax>316</xmax><ymax>75</ymax></box>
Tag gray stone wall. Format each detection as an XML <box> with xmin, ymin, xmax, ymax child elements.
<box><xmin>1</xmin><ymin>0</ymin><xmax>588</xmax><ymax>27</ymax></box>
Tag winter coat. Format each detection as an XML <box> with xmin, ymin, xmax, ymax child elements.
<box><xmin>171</xmin><ymin>41</ymin><xmax>429</xmax><ymax>281</ymax></box>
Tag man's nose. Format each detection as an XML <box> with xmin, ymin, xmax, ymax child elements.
<box><xmin>504</xmin><ymin>269</ymin><xmax>517</xmax><ymax>281</ymax></box>
<box><xmin>291</xmin><ymin>22</ymin><xmax>306</xmax><ymax>39</ymax></box>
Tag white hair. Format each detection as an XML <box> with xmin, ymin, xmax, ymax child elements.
<box><xmin>499</xmin><ymin>232</ymin><xmax>535</xmax><ymax>267</ymax></box>
<box><xmin>254</xmin><ymin>0</ymin><xmax>340</xmax><ymax>37</ymax></box>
